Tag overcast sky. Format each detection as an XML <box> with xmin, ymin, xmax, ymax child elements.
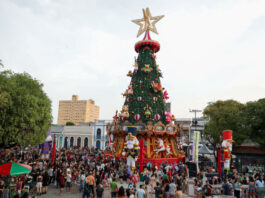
<box><xmin>1</xmin><ymin>0</ymin><xmax>265</xmax><ymax>123</ymax></box>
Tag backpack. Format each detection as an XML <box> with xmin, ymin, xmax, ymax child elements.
<box><xmin>84</xmin><ymin>183</ymin><xmax>90</xmax><ymax>192</ymax></box>
<box><xmin>60</xmin><ymin>176</ymin><xmax>65</xmax><ymax>186</ymax></box>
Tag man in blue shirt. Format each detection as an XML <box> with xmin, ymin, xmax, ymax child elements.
<box><xmin>222</xmin><ymin>180</ymin><xmax>231</xmax><ymax>195</ymax></box>
<box><xmin>126</xmin><ymin>166</ymin><xmax>131</xmax><ymax>176</ymax></box>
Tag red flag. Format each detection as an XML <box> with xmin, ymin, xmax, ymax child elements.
<box><xmin>52</xmin><ymin>135</ymin><xmax>56</xmax><ymax>165</ymax></box>
<box><xmin>139</xmin><ymin>138</ymin><xmax>144</xmax><ymax>174</ymax></box>
<box><xmin>217</xmin><ymin>142</ymin><xmax>221</xmax><ymax>177</ymax></box>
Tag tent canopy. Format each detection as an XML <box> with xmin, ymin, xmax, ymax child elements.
<box><xmin>0</xmin><ymin>162</ymin><xmax>32</xmax><ymax>176</ymax></box>
<box><xmin>199</xmin><ymin>144</ymin><xmax>213</xmax><ymax>155</ymax></box>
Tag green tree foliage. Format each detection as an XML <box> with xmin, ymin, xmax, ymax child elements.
<box><xmin>203</xmin><ymin>99</ymin><xmax>265</xmax><ymax>149</ymax></box>
<box><xmin>203</xmin><ymin>100</ymin><xmax>245</xmax><ymax>155</ymax></box>
<box><xmin>243</xmin><ymin>98</ymin><xmax>265</xmax><ymax>148</ymax></box>
<box><xmin>124</xmin><ymin>47</ymin><xmax>167</xmax><ymax>124</ymax></box>
<box><xmin>66</xmin><ymin>121</ymin><xmax>75</xmax><ymax>126</ymax></box>
<box><xmin>0</xmin><ymin>70</ymin><xmax>52</xmax><ymax>147</ymax></box>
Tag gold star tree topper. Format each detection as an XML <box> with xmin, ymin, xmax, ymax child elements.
<box><xmin>132</xmin><ymin>8</ymin><xmax>164</xmax><ymax>37</ymax></box>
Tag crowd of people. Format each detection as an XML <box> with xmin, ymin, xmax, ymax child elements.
<box><xmin>193</xmin><ymin>168</ymin><xmax>265</xmax><ymax>198</ymax></box>
<box><xmin>0</xmin><ymin>146</ymin><xmax>265</xmax><ymax>198</ymax></box>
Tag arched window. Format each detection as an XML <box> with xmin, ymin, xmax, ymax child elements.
<box><xmin>97</xmin><ymin>128</ymin><xmax>101</xmax><ymax>139</ymax></box>
<box><xmin>84</xmin><ymin>137</ymin><xmax>88</xmax><ymax>147</ymax></box>
<box><xmin>70</xmin><ymin>137</ymin><xmax>74</xmax><ymax>147</ymax></box>
<box><xmin>96</xmin><ymin>140</ymin><xmax>101</xmax><ymax>149</ymax></box>
<box><xmin>64</xmin><ymin>137</ymin><xmax>68</xmax><ymax>148</ymax></box>
<box><xmin>77</xmin><ymin>137</ymin><xmax>81</xmax><ymax>147</ymax></box>
<box><xmin>59</xmin><ymin>137</ymin><xmax>63</xmax><ymax>148</ymax></box>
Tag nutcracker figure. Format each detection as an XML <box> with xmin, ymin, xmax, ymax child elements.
<box><xmin>221</xmin><ymin>130</ymin><xmax>234</xmax><ymax>171</ymax></box>
<box><xmin>122</xmin><ymin>127</ymin><xmax>139</xmax><ymax>169</ymax></box>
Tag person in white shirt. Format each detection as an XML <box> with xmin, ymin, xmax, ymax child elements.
<box><xmin>79</xmin><ymin>172</ymin><xmax>86</xmax><ymax>192</ymax></box>
<box><xmin>175</xmin><ymin>164</ymin><xmax>179</xmax><ymax>172</ymax></box>
<box><xmin>165</xmin><ymin>165</ymin><xmax>171</xmax><ymax>173</ymax></box>
<box><xmin>136</xmin><ymin>185</ymin><xmax>146</xmax><ymax>198</ymax></box>
<box><xmin>48</xmin><ymin>167</ymin><xmax>54</xmax><ymax>184</ymax></box>
<box><xmin>66</xmin><ymin>171</ymin><xmax>72</xmax><ymax>192</ymax></box>
<box><xmin>256</xmin><ymin>176</ymin><xmax>265</xmax><ymax>198</ymax></box>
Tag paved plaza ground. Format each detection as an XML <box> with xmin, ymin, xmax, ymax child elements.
<box><xmin>38</xmin><ymin>182</ymin><xmax>194</xmax><ymax>198</ymax></box>
<box><xmin>38</xmin><ymin>184</ymin><xmax>235</xmax><ymax>198</ymax></box>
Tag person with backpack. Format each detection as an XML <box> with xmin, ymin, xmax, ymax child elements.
<box><xmin>111</xmin><ymin>178</ymin><xmax>119</xmax><ymax>198</ymax></box>
<box><xmin>36</xmin><ymin>172</ymin><xmax>43</xmax><ymax>196</ymax></box>
<box><xmin>59</xmin><ymin>173</ymin><xmax>66</xmax><ymax>195</ymax></box>
<box><xmin>87</xmin><ymin>172</ymin><xmax>95</xmax><ymax>197</ymax></box>
<box><xmin>96</xmin><ymin>183</ymin><xmax>104</xmax><ymax>198</ymax></box>
<box><xmin>83</xmin><ymin>181</ymin><xmax>90</xmax><ymax>198</ymax></box>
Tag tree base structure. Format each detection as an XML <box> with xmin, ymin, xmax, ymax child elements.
<box><xmin>106</xmin><ymin>121</ymin><xmax>185</xmax><ymax>165</ymax></box>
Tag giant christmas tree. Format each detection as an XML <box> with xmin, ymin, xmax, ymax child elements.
<box><xmin>107</xmin><ymin>8</ymin><xmax>185</xmax><ymax>164</ymax></box>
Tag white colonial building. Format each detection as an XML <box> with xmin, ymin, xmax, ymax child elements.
<box><xmin>91</xmin><ymin>120</ymin><xmax>112</xmax><ymax>150</ymax></box>
<box><xmin>50</xmin><ymin>120</ymin><xmax>112</xmax><ymax>149</ymax></box>
<box><xmin>62</xmin><ymin>125</ymin><xmax>93</xmax><ymax>148</ymax></box>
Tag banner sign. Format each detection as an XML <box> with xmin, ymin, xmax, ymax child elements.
<box><xmin>192</xmin><ymin>131</ymin><xmax>200</xmax><ymax>162</ymax></box>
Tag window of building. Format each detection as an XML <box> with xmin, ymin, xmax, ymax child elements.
<box><xmin>84</xmin><ymin>137</ymin><xmax>88</xmax><ymax>147</ymax></box>
<box><xmin>77</xmin><ymin>137</ymin><xmax>81</xmax><ymax>147</ymax></box>
<box><xmin>70</xmin><ymin>137</ymin><xmax>74</xmax><ymax>147</ymax></box>
<box><xmin>96</xmin><ymin>128</ymin><xmax>101</xmax><ymax>139</ymax></box>
<box><xmin>64</xmin><ymin>137</ymin><xmax>68</xmax><ymax>148</ymax></box>
<box><xmin>96</xmin><ymin>140</ymin><xmax>101</xmax><ymax>149</ymax></box>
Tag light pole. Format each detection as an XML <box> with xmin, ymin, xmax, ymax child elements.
<box><xmin>189</xmin><ymin>109</ymin><xmax>202</xmax><ymax>132</ymax></box>
<box><xmin>189</xmin><ymin>109</ymin><xmax>202</xmax><ymax>144</ymax></box>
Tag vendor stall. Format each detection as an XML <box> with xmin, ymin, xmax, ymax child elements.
<box><xmin>232</xmin><ymin>141</ymin><xmax>265</xmax><ymax>173</ymax></box>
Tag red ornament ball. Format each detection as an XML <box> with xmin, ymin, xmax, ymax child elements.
<box><xmin>134</xmin><ymin>114</ymin><xmax>141</xmax><ymax>121</ymax></box>
<box><xmin>155</xmin><ymin>114</ymin><xmax>161</xmax><ymax>121</ymax></box>
<box><xmin>153</xmin><ymin>97</ymin><xmax>158</xmax><ymax>101</ymax></box>
<box><xmin>137</xmin><ymin>96</ymin><xmax>142</xmax><ymax>101</ymax></box>
<box><xmin>126</xmin><ymin>98</ymin><xmax>130</xmax><ymax>102</ymax></box>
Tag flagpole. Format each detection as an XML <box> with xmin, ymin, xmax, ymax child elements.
<box><xmin>52</xmin><ymin>135</ymin><xmax>56</xmax><ymax>165</ymax></box>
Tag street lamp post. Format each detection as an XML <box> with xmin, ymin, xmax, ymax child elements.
<box><xmin>189</xmin><ymin>109</ymin><xmax>202</xmax><ymax>142</ymax></box>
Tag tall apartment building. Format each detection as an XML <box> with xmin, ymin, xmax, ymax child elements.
<box><xmin>57</xmin><ymin>95</ymin><xmax>100</xmax><ymax>125</ymax></box>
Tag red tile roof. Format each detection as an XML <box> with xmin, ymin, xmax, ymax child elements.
<box><xmin>233</xmin><ymin>146</ymin><xmax>265</xmax><ymax>155</ymax></box>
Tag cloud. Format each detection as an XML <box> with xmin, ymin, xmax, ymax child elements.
<box><xmin>0</xmin><ymin>0</ymin><xmax>265</xmax><ymax>122</ymax></box>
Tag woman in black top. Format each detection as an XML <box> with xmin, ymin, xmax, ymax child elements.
<box><xmin>176</xmin><ymin>179</ymin><xmax>183</xmax><ymax>198</ymax></box>
<box><xmin>42</xmin><ymin>171</ymin><xmax>50</xmax><ymax>194</ymax></box>
<box><xmin>118</xmin><ymin>186</ymin><xmax>125</xmax><ymax>198</ymax></box>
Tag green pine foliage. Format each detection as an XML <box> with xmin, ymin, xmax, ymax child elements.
<box><xmin>124</xmin><ymin>47</ymin><xmax>167</xmax><ymax>124</ymax></box>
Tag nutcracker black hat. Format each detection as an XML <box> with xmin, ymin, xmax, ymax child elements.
<box><xmin>127</xmin><ymin>126</ymin><xmax>137</xmax><ymax>136</ymax></box>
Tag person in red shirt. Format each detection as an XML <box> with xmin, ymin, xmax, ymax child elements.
<box><xmin>202</xmin><ymin>181</ymin><xmax>212</xmax><ymax>197</ymax></box>
<box><xmin>87</xmin><ymin>172</ymin><xmax>95</xmax><ymax>197</ymax></box>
